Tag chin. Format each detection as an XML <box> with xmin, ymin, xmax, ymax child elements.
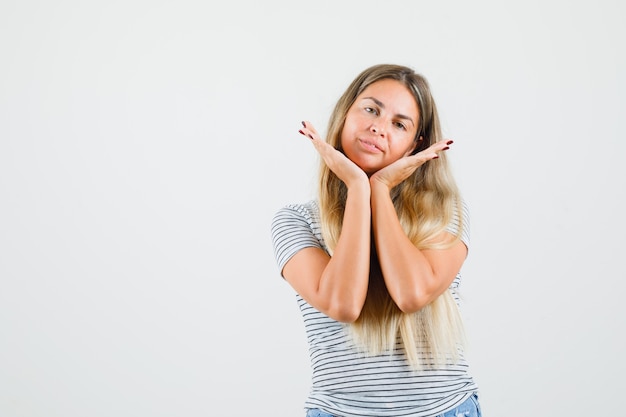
<box><xmin>359</xmin><ymin>166</ymin><xmax>378</xmax><ymax>177</ymax></box>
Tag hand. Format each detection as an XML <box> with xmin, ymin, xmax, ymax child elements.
<box><xmin>299</xmin><ymin>121</ymin><xmax>369</xmax><ymax>188</ymax></box>
<box><xmin>370</xmin><ymin>139</ymin><xmax>453</xmax><ymax>190</ymax></box>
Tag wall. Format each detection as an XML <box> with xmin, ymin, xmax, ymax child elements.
<box><xmin>1</xmin><ymin>1</ymin><xmax>624</xmax><ymax>416</ymax></box>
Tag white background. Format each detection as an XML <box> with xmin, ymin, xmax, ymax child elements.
<box><xmin>1</xmin><ymin>1</ymin><xmax>624</xmax><ymax>416</ymax></box>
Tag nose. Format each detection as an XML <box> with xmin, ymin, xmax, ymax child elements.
<box><xmin>370</xmin><ymin>123</ymin><xmax>385</xmax><ymax>136</ymax></box>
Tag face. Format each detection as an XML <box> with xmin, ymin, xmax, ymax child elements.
<box><xmin>340</xmin><ymin>78</ymin><xmax>420</xmax><ymax>175</ymax></box>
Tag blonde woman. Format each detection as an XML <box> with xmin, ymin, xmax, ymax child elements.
<box><xmin>271</xmin><ymin>64</ymin><xmax>481</xmax><ymax>417</ymax></box>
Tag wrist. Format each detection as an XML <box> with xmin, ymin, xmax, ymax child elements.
<box><xmin>346</xmin><ymin>179</ymin><xmax>371</xmax><ymax>198</ymax></box>
<box><xmin>369</xmin><ymin>176</ymin><xmax>392</xmax><ymax>194</ymax></box>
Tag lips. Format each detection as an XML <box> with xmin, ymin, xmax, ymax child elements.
<box><xmin>358</xmin><ymin>138</ymin><xmax>383</xmax><ymax>152</ymax></box>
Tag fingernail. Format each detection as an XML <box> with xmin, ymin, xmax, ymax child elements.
<box><xmin>308</xmin><ymin>134</ymin><xmax>314</xmax><ymax>139</ymax></box>
<box><xmin>302</xmin><ymin>121</ymin><xmax>306</xmax><ymax>127</ymax></box>
<box><xmin>443</xmin><ymin>146</ymin><xmax>449</xmax><ymax>151</ymax></box>
<box><xmin>299</xmin><ymin>130</ymin><xmax>304</xmax><ymax>135</ymax></box>
<box><xmin>433</xmin><ymin>155</ymin><xmax>439</xmax><ymax>159</ymax></box>
<box><xmin>447</xmin><ymin>140</ymin><xmax>453</xmax><ymax>145</ymax></box>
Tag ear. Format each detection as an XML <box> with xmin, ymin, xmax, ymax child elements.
<box><xmin>407</xmin><ymin>136</ymin><xmax>423</xmax><ymax>156</ymax></box>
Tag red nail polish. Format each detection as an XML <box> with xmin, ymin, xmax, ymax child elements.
<box><xmin>302</xmin><ymin>121</ymin><xmax>306</xmax><ymax>127</ymax></box>
<box><xmin>443</xmin><ymin>146</ymin><xmax>449</xmax><ymax>151</ymax></box>
<box><xmin>299</xmin><ymin>130</ymin><xmax>304</xmax><ymax>135</ymax></box>
<box><xmin>447</xmin><ymin>140</ymin><xmax>453</xmax><ymax>145</ymax></box>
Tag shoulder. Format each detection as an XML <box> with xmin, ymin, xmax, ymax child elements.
<box><xmin>270</xmin><ymin>200</ymin><xmax>323</xmax><ymax>271</ymax></box>
<box><xmin>271</xmin><ymin>200</ymin><xmax>320</xmax><ymax>228</ymax></box>
<box><xmin>446</xmin><ymin>198</ymin><xmax>470</xmax><ymax>248</ymax></box>
<box><xmin>459</xmin><ymin>198</ymin><xmax>470</xmax><ymax>229</ymax></box>
<box><xmin>458</xmin><ymin>198</ymin><xmax>470</xmax><ymax>247</ymax></box>
<box><xmin>271</xmin><ymin>200</ymin><xmax>322</xmax><ymax>242</ymax></box>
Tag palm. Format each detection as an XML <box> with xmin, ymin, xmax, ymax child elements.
<box><xmin>300</xmin><ymin>121</ymin><xmax>368</xmax><ymax>187</ymax></box>
<box><xmin>371</xmin><ymin>139</ymin><xmax>452</xmax><ymax>189</ymax></box>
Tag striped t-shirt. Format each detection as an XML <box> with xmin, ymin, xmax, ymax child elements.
<box><xmin>270</xmin><ymin>200</ymin><xmax>478</xmax><ymax>417</ymax></box>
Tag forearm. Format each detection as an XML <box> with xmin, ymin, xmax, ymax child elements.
<box><xmin>318</xmin><ymin>182</ymin><xmax>371</xmax><ymax>322</ymax></box>
<box><xmin>370</xmin><ymin>181</ymin><xmax>437</xmax><ymax>313</ymax></box>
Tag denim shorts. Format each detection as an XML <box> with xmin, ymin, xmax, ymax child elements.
<box><xmin>305</xmin><ymin>393</ymin><xmax>481</xmax><ymax>417</ymax></box>
<box><xmin>438</xmin><ymin>393</ymin><xmax>482</xmax><ymax>417</ymax></box>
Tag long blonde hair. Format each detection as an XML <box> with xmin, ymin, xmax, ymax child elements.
<box><xmin>318</xmin><ymin>64</ymin><xmax>467</xmax><ymax>370</ymax></box>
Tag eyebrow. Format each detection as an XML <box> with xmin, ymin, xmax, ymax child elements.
<box><xmin>362</xmin><ymin>96</ymin><xmax>415</xmax><ymax>126</ymax></box>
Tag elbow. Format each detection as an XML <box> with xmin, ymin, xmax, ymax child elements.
<box><xmin>393</xmin><ymin>288</ymin><xmax>436</xmax><ymax>314</ymax></box>
<box><xmin>395</xmin><ymin>298</ymin><xmax>427</xmax><ymax>314</ymax></box>
<box><xmin>324</xmin><ymin>298</ymin><xmax>363</xmax><ymax>323</ymax></box>
<box><xmin>331</xmin><ymin>309</ymin><xmax>361</xmax><ymax>323</ymax></box>
<box><xmin>327</xmin><ymin>304</ymin><xmax>362</xmax><ymax>323</ymax></box>
<box><xmin>390</xmin><ymin>270</ymin><xmax>446</xmax><ymax>313</ymax></box>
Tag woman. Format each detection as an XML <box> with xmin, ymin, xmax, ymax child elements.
<box><xmin>271</xmin><ymin>64</ymin><xmax>481</xmax><ymax>417</ymax></box>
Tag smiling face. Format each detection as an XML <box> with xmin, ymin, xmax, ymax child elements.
<box><xmin>340</xmin><ymin>78</ymin><xmax>420</xmax><ymax>176</ymax></box>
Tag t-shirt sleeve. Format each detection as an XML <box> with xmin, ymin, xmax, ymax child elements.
<box><xmin>270</xmin><ymin>204</ymin><xmax>323</xmax><ymax>277</ymax></box>
<box><xmin>446</xmin><ymin>199</ymin><xmax>470</xmax><ymax>251</ymax></box>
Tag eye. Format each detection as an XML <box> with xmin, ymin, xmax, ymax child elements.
<box><xmin>364</xmin><ymin>107</ymin><xmax>378</xmax><ymax>115</ymax></box>
<box><xmin>394</xmin><ymin>121</ymin><xmax>407</xmax><ymax>130</ymax></box>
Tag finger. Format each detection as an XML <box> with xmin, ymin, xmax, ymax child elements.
<box><xmin>417</xmin><ymin>139</ymin><xmax>453</xmax><ymax>159</ymax></box>
<box><xmin>298</xmin><ymin>128</ymin><xmax>315</xmax><ymax>140</ymax></box>
<box><xmin>427</xmin><ymin>139</ymin><xmax>453</xmax><ymax>151</ymax></box>
<box><xmin>300</xmin><ymin>126</ymin><xmax>329</xmax><ymax>155</ymax></box>
<box><xmin>406</xmin><ymin>149</ymin><xmax>441</xmax><ymax>165</ymax></box>
<box><xmin>299</xmin><ymin>121</ymin><xmax>320</xmax><ymax>141</ymax></box>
